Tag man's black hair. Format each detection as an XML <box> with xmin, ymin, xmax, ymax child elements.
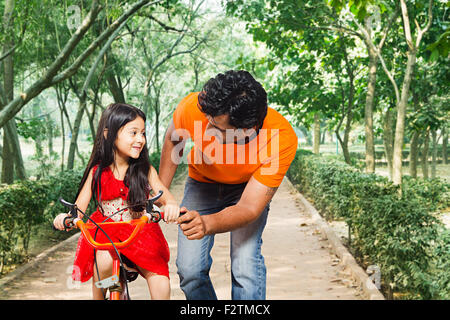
<box><xmin>198</xmin><ymin>70</ymin><xmax>268</xmax><ymax>129</ymax></box>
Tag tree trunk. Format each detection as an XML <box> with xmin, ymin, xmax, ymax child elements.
<box><xmin>60</xmin><ymin>108</ymin><xmax>65</xmax><ymax>171</ymax></box>
<box><xmin>409</xmin><ymin>130</ymin><xmax>420</xmax><ymax>178</ymax></box>
<box><xmin>313</xmin><ymin>113</ymin><xmax>320</xmax><ymax>155</ymax></box>
<box><xmin>46</xmin><ymin>113</ymin><xmax>54</xmax><ymax>156</ymax></box>
<box><xmin>336</xmin><ymin>129</ymin><xmax>352</xmax><ymax>165</ymax></box>
<box><xmin>1</xmin><ymin>132</ymin><xmax>14</xmax><ymax>183</ymax></box>
<box><xmin>153</xmin><ymin>85</ymin><xmax>163</xmax><ymax>153</ymax></box>
<box><xmin>55</xmin><ymin>84</ymin><xmax>69</xmax><ymax>172</ymax></box>
<box><xmin>5</xmin><ymin>120</ymin><xmax>25</xmax><ymax>179</ymax></box>
<box><xmin>421</xmin><ymin>129</ymin><xmax>430</xmax><ymax>179</ymax></box>
<box><xmin>442</xmin><ymin>126</ymin><xmax>448</xmax><ymax>164</ymax></box>
<box><xmin>364</xmin><ymin>51</ymin><xmax>377</xmax><ymax>173</ymax></box>
<box><xmin>106</xmin><ymin>53</ymin><xmax>125</xmax><ymax>103</ymax></box>
<box><xmin>431</xmin><ymin>129</ymin><xmax>437</xmax><ymax>179</ymax></box>
<box><xmin>392</xmin><ymin>0</ymin><xmax>433</xmax><ymax>186</ymax></box>
<box><xmin>87</xmin><ymin>98</ymin><xmax>97</xmax><ymax>140</ymax></box>
<box><xmin>392</xmin><ymin>51</ymin><xmax>416</xmax><ymax>186</ymax></box>
<box><xmin>383</xmin><ymin>107</ymin><xmax>395</xmax><ymax>179</ymax></box>
<box><xmin>154</xmin><ymin>102</ymin><xmax>161</xmax><ymax>153</ymax></box>
<box><xmin>299</xmin><ymin>126</ymin><xmax>312</xmax><ymax>146</ymax></box>
<box><xmin>340</xmin><ymin>34</ymin><xmax>355</xmax><ymax>166</ymax></box>
<box><xmin>67</xmin><ymin>99</ymin><xmax>86</xmax><ymax>170</ymax></box>
<box><xmin>335</xmin><ymin>105</ymin><xmax>352</xmax><ymax>165</ymax></box>
<box><xmin>343</xmin><ymin>111</ymin><xmax>352</xmax><ymax>164</ymax></box>
<box><xmin>320</xmin><ymin>129</ymin><xmax>326</xmax><ymax>144</ymax></box>
<box><xmin>32</xmin><ymin>103</ymin><xmax>44</xmax><ymax>179</ymax></box>
<box><xmin>61</xmin><ymin>97</ymin><xmax>85</xmax><ymax>166</ymax></box>
<box><xmin>1</xmin><ymin>0</ymin><xmax>15</xmax><ymax>183</ymax></box>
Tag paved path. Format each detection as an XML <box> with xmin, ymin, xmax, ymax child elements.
<box><xmin>0</xmin><ymin>176</ymin><xmax>363</xmax><ymax>300</ymax></box>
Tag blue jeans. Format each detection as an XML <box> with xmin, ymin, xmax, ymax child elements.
<box><xmin>176</xmin><ymin>177</ymin><xmax>270</xmax><ymax>300</ymax></box>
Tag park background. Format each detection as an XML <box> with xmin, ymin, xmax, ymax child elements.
<box><xmin>0</xmin><ymin>0</ymin><xmax>448</xmax><ymax>300</ymax></box>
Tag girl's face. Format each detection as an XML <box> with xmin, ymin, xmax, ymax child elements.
<box><xmin>114</xmin><ymin>116</ymin><xmax>146</xmax><ymax>160</ymax></box>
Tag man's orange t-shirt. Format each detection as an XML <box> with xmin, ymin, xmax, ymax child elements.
<box><xmin>172</xmin><ymin>92</ymin><xmax>298</xmax><ymax>188</ymax></box>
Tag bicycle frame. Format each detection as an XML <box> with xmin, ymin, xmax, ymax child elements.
<box><xmin>75</xmin><ymin>214</ymin><xmax>149</xmax><ymax>300</ymax></box>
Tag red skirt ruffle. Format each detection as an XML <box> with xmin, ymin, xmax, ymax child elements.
<box><xmin>72</xmin><ymin>211</ymin><xmax>170</xmax><ymax>282</ymax></box>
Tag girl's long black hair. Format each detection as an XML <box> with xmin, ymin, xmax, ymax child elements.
<box><xmin>76</xmin><ymin>103</ymin><xmax>151</xmax><ymax>217</ymax></box>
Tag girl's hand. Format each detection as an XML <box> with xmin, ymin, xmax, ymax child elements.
<box><xmin>163</xmin><ymin>202</ymin><xmax>181</xmax><ymax>224</ymax></box>
<box><xmin>53</xmin><ymin>213</ymin><xmax>73</xmax><ymax>231</ymax></box>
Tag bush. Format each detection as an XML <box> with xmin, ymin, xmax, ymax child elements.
<box><xmin>287</xmin><ymin>150</ymin><xmax>450</xmax><ymax>299</ymax></box>
<box><xmin>0</xmin><ymin>169</ymin><xmax>85</xmax><ymax>275</ymax></box>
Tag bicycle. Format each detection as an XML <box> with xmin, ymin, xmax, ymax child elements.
<box><xmin>55</xmin><ymin>190</ymin><xmax>173</xmax><ymax>300</ymax></box>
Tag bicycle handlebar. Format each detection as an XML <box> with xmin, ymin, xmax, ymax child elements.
<box><xmin>75</xmin><ymin>215</ymin><xmax>149</xmax><ymax>250</ymax></box>
<box><xmin>54</xmin><ymin>190</ymin><xmax>165</xmax><ymax>231</ymax></box>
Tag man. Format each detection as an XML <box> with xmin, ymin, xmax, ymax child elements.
<box><xmin>159</xmin><ymin>70</ymin><xmax>298</xmax><ymax>300</ymax></box>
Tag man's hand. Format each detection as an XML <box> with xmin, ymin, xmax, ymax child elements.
<box><xmin>177</xmin><ymin>209</ymin><xmax>207</xmax><ymax>240</ymax></box>
<box><xmin>176</xmin><ymin>177</ymin><xmax>279</xmax><ymax>239</ymax></box>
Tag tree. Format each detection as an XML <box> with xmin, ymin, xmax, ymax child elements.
<box><xmin>227</xmin><ymin>0</ymin><xmax>366</xmax><ymax>163</ymax></box>
<box><xmin>0</xmin><ymin>0</ymin><xmax>167</xmax><ymax>130</ymax></box>
<box><xmin>0</xmin><ymin>0</ymin><xmax>26</xmax><ymax>182</ymax></box>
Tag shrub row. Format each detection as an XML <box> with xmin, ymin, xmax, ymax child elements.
<box><xmin>287</xmin><ymin>150</ymin><xmax>450</xmax><ymax>299</ymax></box>
<box><xmin>0</xmin><ymin>169</ymin><xmax>87</xmax><ymax>274</ymax></box>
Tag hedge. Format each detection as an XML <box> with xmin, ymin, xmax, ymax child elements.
<box><xmin>0</xmin><ymin>169</ymin><xmax>89</xmax><ymax>274</ymax></box>
<box><xmin>287</xmin><ymin>150</ymin><xmax>450</xmax><ymax>299</ymax></box>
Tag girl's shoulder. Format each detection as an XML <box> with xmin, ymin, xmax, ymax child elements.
<box><xmin>92</xmin><ymin>164</ymin><xmax>115</xmax><ymax>180</ymax></box>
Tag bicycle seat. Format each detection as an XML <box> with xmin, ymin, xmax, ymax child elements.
<box><xmin>121</xmin><ymin>254</ymin><xmax>140</xmax><ymax>283</ymax></box>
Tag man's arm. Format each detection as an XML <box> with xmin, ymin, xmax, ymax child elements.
<box><xmin>178</xmin><ymin>176</ymin><xmax>278</xmax><ymax>240</ymax></box>
<box><xmin>159</xmin><ymin>119</ymin><xmax>185</xmax><ymax>188</ymax></box>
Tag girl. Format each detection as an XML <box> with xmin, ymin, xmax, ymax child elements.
<box><xmin>53</xmin><ymin>103</ymin><xmax>181</xmax><ymax>300</ymax></box>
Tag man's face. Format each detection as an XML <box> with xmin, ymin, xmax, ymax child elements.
<box><xmin>205</xmin><ymin>114</ymin><xmax>257</xmax><ymax>144</ymax></box>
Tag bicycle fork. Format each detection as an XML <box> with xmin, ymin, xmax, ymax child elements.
<box><xmin>95</xmin><ymin>256</ymin><xmax>126</xmax><ymax>300</ymax></box>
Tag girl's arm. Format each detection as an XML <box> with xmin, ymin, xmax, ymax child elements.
<box><xmin>75</xmin><ymin>167</ymin><xmax>94</xmax><ymax>217</ymax></box>
<box><xmin>148</xmin><ymin>165</ymin><xmax>181</xmax><ymax>223</ymax></box>
<box><xmin>53</xmin><ymin>168</ymin><xmax>94</xmax><ymax>230</ymax></box>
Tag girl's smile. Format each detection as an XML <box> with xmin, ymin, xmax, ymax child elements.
<box><xmin>115</xmin><ymin>117</ymin><xmax>146</xmax><ymax>160</ymax></box>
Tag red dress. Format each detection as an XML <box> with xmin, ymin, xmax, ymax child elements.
<box><xmin>72</xmin><ymin>165</ymin><xmax>170</xmax><ymax>282</ymax></box>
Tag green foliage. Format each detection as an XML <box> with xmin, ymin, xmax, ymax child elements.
<box><xmin>426</xmin><ymin>30</ymin><xmax>450</xmax><ymax>59</ymax></box>
<box><xmin>16</xmin><ymin>118</ymin><xmax>47</xmax><ymax>140</ymax></box>
<box><xmin>429</xmin><ymin>228</ymin><xmax>450</xmax><ymax>299</ymax></box>
<box><xmin>402</xmin><ymin>176</ymin><xmax>450</xmax><ymax>212</ymax></box>
<box><xmin>227</xmin><ymin>0</ymin><xmax>369</xmax><ymax>131</ymax></box>
<box><xmin>0</xmin><ymin>169</ymin><xmax>86</xmax><ymax>275</ymax></box>
<box><xmin>149</xmin><ymin>150</ymin><xmax>161</xmax><ymax>172</ymax></box>
<box><xmin>287</xmin><ymin>150</ymin><xmax>450</xmax><ymax>299</ymax></box>
<box><xmin>0</xmin><ymin>179</ymin><xmax>51</xmax><ymax>269</ymax></box>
